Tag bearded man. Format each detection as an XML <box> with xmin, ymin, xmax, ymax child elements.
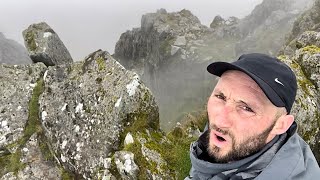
<box><xmin>186</xmin><ymin>53</ymin><xmax>320</xmax><ymax>179</ymax></box>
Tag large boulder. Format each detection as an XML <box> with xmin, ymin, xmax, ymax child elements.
<box><xmin>0</xmin><ymin>32</ymin><xmax>32</xmax><ymax>65</ymax></box>
<box><xmin>22</xmin><ymin>22</ymin><xmax>73</xmax><ymax>66</ymax></box>
<box><xmin>39</xmin><ymin>50</ymin><xmax>159</xmax><ymax>178</ymax></box>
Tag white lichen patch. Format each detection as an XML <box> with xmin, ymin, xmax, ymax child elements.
<box><xmin>61</xmin><ymin>140</ymin><xmax>68</xmax><ymax>149</ymax></box>
<box><xmin>74</xmin><ymin>125</ymin><xmax>80</xmax><ymax>132</ymax></box>
<box><xmin>61</xmin><ymin>154</ymin><xmax>66</xmax><ymax>162</ymax></box>
<box><xmin>76</xmin><ymin>142</ymin><xmax>83</xmax><ymax>152</ymax></box>
<box><xmin>115</xmin><ymin>97</ymin><xmax>122</xmax><ymax>107</ymax></box>
<box><xmin>22</xmin><ymin>147</ymin><xmax>29</xmax><ymax>152</ymax></box>
<box><xmin>126</xmin><ymin>77</ymin><xmax>140</xmax><ymax>96</ymax></box>
<box><xmin>61</xmin><ymin>103</ymin><xmax>68</xmax><ymax>111</ymax></box>
<box><xmin>43</xmin><ymin>70</ymin><xmax>48</xmax><ymax>81</ymax></box>
<box><xmin>75</xmin><ymin>103</ymin><xmax>83</xmax><ymax>113</ymax></box>
<box><xmin>43</xmin><ymin>32</ymin><xmax>52</xmax><ymax>38</ymax></box>
<box><xmin>17</xmin><ymin>106</ymin><xmax>22</xmax><ymax>111</ymax></box>
<box><xmin>29</xmin><ymin>83</ymin><xmax>36</xmax><ymax>88</ymax></box>
<box><xmin>1</xmin><ymin>120</ymin><xmax>8</xmax><ymax>127</ymax></box>
<box><xmin>41</xmin><ymin>111</ymin><xmax>47</xmax><ymax>121</ymax></box>
<box><xmin>74</xmin><ymin>154</ymin><xmax>81</xmax><ymax>160</ymax></box>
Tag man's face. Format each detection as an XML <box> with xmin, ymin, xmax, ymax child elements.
<box><xmin>207</xmin><ymin>70</ymin><xmax>280</xmax><ymax>163</ymax></box>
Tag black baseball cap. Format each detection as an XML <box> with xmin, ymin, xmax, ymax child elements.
<box><xmin>207</xmin><ymin>53</ymin><xmax>297</xmax><ymax>114</ymax></box>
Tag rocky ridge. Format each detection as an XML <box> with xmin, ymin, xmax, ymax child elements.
<box><xmin>0</xmin><ymin>32</ymin><xmax>32</xmax><ymax>65</ymax></box>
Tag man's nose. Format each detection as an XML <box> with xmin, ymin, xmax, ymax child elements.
<box><xmin>214</xmin><ymin>104</ymin><xmax>233</xmax><ymax>128</ymax></box>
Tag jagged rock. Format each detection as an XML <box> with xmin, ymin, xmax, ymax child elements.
<box><xmin>210</xmin><ymin>15</ymin><xmax>225</xmax><ymax>29</ymax></box>
<box><xmin>235</xmin><ymin>0</ymin><xmax>313</xmax><ymax>56</ymax></box>
<box><xmin>39</xmin><ymin>50</ymin><xmax>159</xmax><ymax>178</ymax></box>
<box><xmin>22</xmin><ymin>22</ymin><xmax>73</xmax><ymax>66</ymax></box>
<box><xmin>114</xmin><ymin>151</ymin><xmax>139</xmax><ymax>179</ymax></box>
<box><xmin>0</xmin><ymin>32</ymin><xmax>32</xmax><ymax>65</ymax></box>
<box><xmin>286</xmin><ymin>0</ymin><xmax>320</xmax><ymax>45</ymax></box>
<box><xmin>280</xmin><ymin>31</ymin><xmax>320</xmax><ymax>164</ymax></box>
<box><xmin>174</xmin><ymin>36</ymin><xmax>187</xmax><ymax>46</ymax></box>
<box><xmin>0</xmin><ymin>63</ymin><xmax>46</xmax><ymax>149</ymax></box>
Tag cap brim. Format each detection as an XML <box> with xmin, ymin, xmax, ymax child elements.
<box><xmin>207</xmin><ymin>62</ymin><xmax>285</xmax><ymax>107</ymax></box>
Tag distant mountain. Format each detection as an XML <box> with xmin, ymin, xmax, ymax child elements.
<box><xmin>0</xmin><ymin>32</ymin><xmax>32</xmax><ymax>65</ymax></box>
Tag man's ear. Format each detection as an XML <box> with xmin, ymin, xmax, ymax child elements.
<box><xmin>273</xmin><ymin>115</ymin><xmax>294</xmax><ymax>135</ymax></box>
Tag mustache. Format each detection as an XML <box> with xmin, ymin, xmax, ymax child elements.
<box><xmin>209</xmin><ymin>124</ymin><xmax>229</xmax><ymax>136</ymax></box>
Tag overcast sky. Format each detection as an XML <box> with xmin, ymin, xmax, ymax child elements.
<box><xmin>0</xmin><ymin>0</ymin><xmax>262</xmax><ymax>60</ymax></box>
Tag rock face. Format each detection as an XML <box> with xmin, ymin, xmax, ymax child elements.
<box><xmin>0</xmin><ymin>32</ymin><xmax>32</xmax><ymax>65</ymax></box>
<box><xmin>22</xmin><ymin>22</ymin><xmax>73</xmax><ymax>66</ymax></box>
<box><xmin>280</xmin><ymin>31</ymin><xmax>320</xmax><ymax>164</ymax></box>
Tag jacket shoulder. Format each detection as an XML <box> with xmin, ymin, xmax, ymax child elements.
<box><xmin>256</xmin><ymin>133</ymin><xmax>320</xmax><ymax>180</ymax></box>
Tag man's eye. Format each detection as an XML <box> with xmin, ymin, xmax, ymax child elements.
<box><xmin>242</xmin><ymin>106</ymin><xmax>254</xmax><ymax>113</ymax></box>
<box><xmin>215</xmin><ymin>94</ymin><xmax>225</xmax><ymax>100</ymax></box>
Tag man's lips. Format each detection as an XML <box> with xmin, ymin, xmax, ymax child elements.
<box><xmin>210</xmin><ymin>130</ymin><xmax>229</xmax><ymax>148</ymax></box>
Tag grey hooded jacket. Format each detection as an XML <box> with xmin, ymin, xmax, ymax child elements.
<box><xmin>185</xmin><ymin>122</ymin><xmax>320</xmax><ymax>180</ymax></box>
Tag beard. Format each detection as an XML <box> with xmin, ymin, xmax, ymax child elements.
<box><xmin>207</xmin><ymin>121</ymin><xmax>276</xmax><ymax>163</ymax></box>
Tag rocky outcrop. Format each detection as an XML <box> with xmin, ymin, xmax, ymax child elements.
<box><xmin>286</xmin><ymin>0</ymin><xmax>320</xmax><ymax>45</ymax></box>
<box><xmin>1</xmin><ymin>50</ymin><xmax>192</xmax><ymax>179</ymax></box>
<box><xmin>280</xmin><ymin>31</ymin><xmax>320</xmax><ymax>163</ymax></box>
<box><xmin>114</xmin><ymin>9</ymin><xmax>213</xmax><ymax>131</ymax></box>
<box><xmin>22</xmin><ymin>22</ymin><xmax>73</xmax><ymax>66</ymax></box>
<box><xmin>234</xmin><ymin>0</ymin><xmax>313</xmax><ymax>56</ymax></box>
<box><xmin>0</xmin><ymin>32</ymin><xmax>32</xmax><ymax>65</ymax></box>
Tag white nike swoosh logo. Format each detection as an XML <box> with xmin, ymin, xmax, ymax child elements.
<box><xmin>275</xmin><ymin>78</ymin><xmax>284</xmax><ymax>86</ymax></box>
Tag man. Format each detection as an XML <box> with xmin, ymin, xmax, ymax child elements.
<box><xmin>186</xmin><ymin>53</ymin><xmax>320</xmax><ymax>179</ymax></box>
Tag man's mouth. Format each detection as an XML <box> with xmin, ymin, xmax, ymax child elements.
<box><xmin>210</xmin><ymin>130</ymin><xmax>228</xmax><ymax>148</ymax></box>
<box><xmin>216</xmin><ymin>135</ymin><xmax>226</xmax><ymax>142</ymax></box>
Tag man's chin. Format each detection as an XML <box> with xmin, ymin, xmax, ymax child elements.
<box><xmin>208</xmin><ymin>141</ymin><xmax>231</xmax><ymax>161</ymax></box>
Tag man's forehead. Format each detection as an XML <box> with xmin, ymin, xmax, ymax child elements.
<box><xmin>217</xmin><ymin>70</ymin><xmax>269</xmax><ymax>103</ymax></box>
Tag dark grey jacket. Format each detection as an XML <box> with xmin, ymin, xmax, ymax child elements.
<box><xmin>186</xmin><ymin>122</ymin><xmax>320</xmax><ymax>179</ymax></box>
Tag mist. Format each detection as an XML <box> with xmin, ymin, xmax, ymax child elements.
<box><xmin>0</xmin><ymin>0</ymin><xmax>262</xmax><ymax>61</ymax></box>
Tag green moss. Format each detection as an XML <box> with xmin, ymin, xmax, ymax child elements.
<box><xmin>96</xmin><ymin>57</ymin><xmax>106</xmax><ymax>71</ymax></box>
<box><xmin>301</xmin><ymin>45</ymin><xmax>320</xmax><ymax>54</ymax></box>
<box><xmin>25</xmin><ymin>31</ymin><xmax>37</xmax><ymax>51</ymax></box>
<box><xmin>60</xmin><ymin>168</ymin><xmax>75</xmax><ymax>180</ymax></box>
<box><xmin>0</xmin><ymin>79</ymin><xmax>44</xmax><ymax>176</ymax></box>
<box><xmin>123</xmin><ymin>141</ymin><xmax>151</xmax><ymax>179</ymax></box>
<box><xmin>38</xmin><ymin>132</ymin><xmax>54</xmax><ymax>162</ymax></box>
